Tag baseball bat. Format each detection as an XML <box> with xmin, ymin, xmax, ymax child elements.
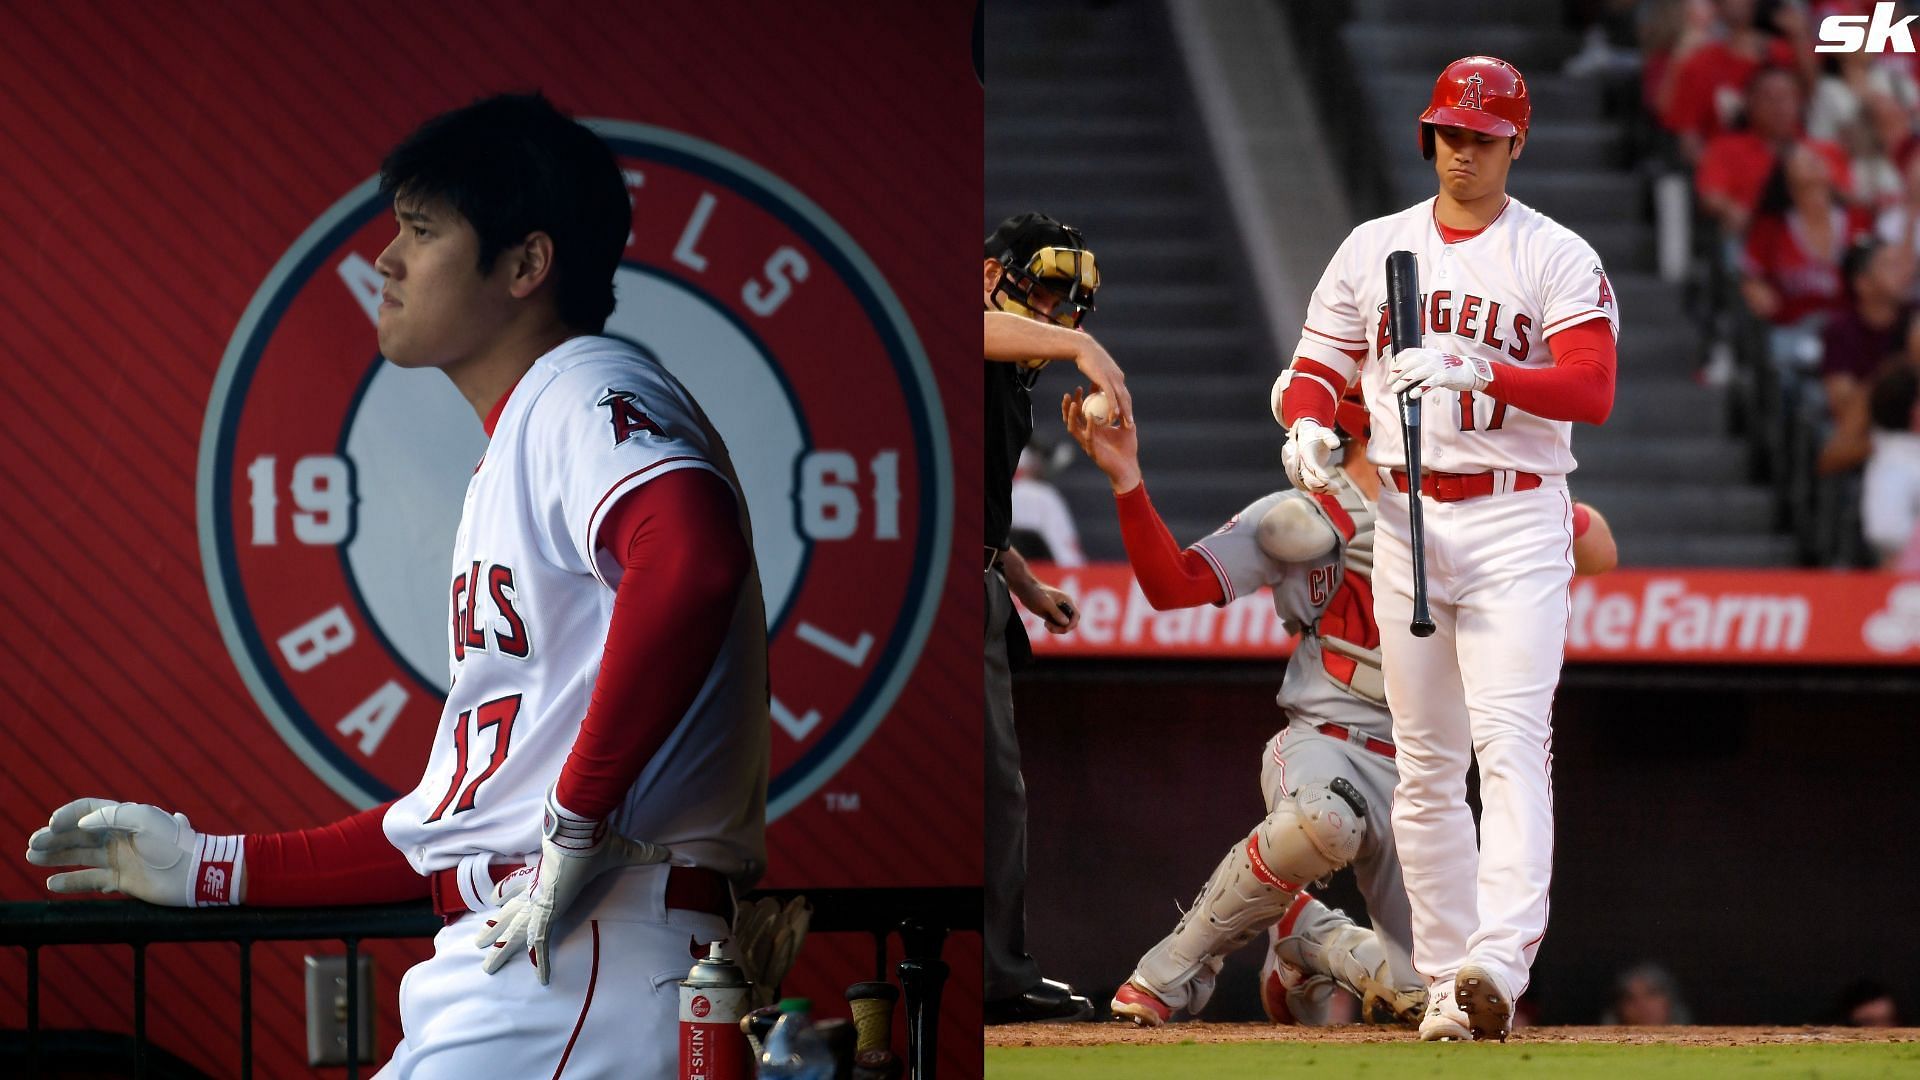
<box><xmin>1385</xmin><ymin>250</ymin><xmax>1437</xmax><ymax>638</ymax></box>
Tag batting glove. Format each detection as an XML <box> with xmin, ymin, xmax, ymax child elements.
<box><xmin>475</xmin><ymin>785</ymin><xmax>673</xmax><ymax>984</ymax></box>
<box><xmin>1282</xmin><ymin>417</ymin><xmax>1341</xmax><ymax>493</ymax></box>
<box><xmin>25</xmin><ymin>798</ymin><xmax>245</xmax><ymax>907</ymax></box>
<box><xmin>1386</xmin><ymin>347</ymin><xmax>1493</xmax><ymax>399</ymax></box>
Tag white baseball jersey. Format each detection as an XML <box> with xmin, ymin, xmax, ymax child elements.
<box><xmin>1189</xmin><ymin>469</ymin><xmax>1388</xmax><ymax>738</ymax></box>
<box><xmin>384</xmin><ymin>335</ymin><xmax>769</xmax><ymax>889</ymax></box>
<box><xmin>1294</xmin><ymin>196</ymin><xmax>1619</xmax><ymax>476</ymax></box>
<box><xmin>1310</xmin><ymin>198</ymin><xmax>1612</xmax><ymax>1007</ymax></box>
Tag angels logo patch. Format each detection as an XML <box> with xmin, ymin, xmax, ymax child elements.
<box><xmin>198</xmin><ymin>121</ymin><xmax>950</xmax><ymax>818</ymax></box>
<box><xmin>1460</xmin><ymin>72</ymin><xmax>1485</xmax><ymax>111</ymax></box>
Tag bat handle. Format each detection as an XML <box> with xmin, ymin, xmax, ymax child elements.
<box><xmin>1402</xmin><ymin>392</ymin><xmax>1437</xmax><ymax>639</ymax></box>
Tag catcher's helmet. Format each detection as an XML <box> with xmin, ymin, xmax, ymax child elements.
<box><xmin>1419</xmin><ymin>56</ymin><xmax>1530</xmax><ymax>160</ymax></box>
<box><xmin>985</xmin><ymin>212</ymin><xmax>1100</xmax><ymax>330</ymax></box>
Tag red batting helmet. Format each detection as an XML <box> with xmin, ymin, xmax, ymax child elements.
<box><xmin>1419</xmin><ymin>56</ymin><xmax>1530</xmax><ymax>160</ymax></box>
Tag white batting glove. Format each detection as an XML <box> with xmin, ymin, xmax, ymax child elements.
<box><xmin>1282</xmin><ymin>417</ymin><xmax>1341</xmax><ymax>493</ymax></box>
<box><xmin>475</xmin><ymin>785</ymin><xmax>673</xmax><ymax>984</ymax></box>
<box><xmin>1386</xmin><ymin>346</ymin><xmax>1493</xmax><ymax>398</ymax></box>
<box><xmin>25</xmin><ymin>798</ymin><xmax>245</xmax><ymax>907</ymax></box>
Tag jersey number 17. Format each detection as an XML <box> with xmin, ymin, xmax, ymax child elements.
<box><xmin>1458</xmin><ymin>390</ymin><xmax>1507</xmax><ymax>432</ymax></box>
<box><xmin>424</xmin><ymin>694</ymin><xmax>522</xmax><ymax>823</ymax></box>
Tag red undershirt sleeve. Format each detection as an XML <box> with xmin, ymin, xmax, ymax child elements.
<box><xmin>554</xmin><ymin>468</ymin><xmax>750</xmax><ymax>820</ymax></box>
<box><xmin>1484</xmin><ymin>317</ymin><xmax>1616</xmax><ymax>425</ymax></box>
<box><xmin>1114</xmin><ymin>483</ymin><xmax>1227</xmax><ymax>609</ymax></box>
<box><xmin>244</xmin><ymin>803</ymin><xmax>426</xmax><ymax>906</ymax></box>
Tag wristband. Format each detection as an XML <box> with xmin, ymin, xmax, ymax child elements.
<box><xmin>542</xmin><ymin>787</ymin><xmax>607</xmax><ymax>856</ymax></box>
<box><xmin>188</xmin><ymin>834</ymin><xmax>246</xmax><ymax>907</ymax></box>
<box><xmin>1467</xmin><ymin>355</ymin><xmax>1495</xmax><ymax>391</ymax></box>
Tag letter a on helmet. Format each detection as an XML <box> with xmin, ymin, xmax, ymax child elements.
<box><xmin>1419</xmin><ymin>56</ymin><xmax>1530</xmax><ymax>160</ymax></box>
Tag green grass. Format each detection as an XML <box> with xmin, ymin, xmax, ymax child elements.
<box><xmin>986</xmin><ymin>1041</ymin><xmax>1920</xmax><ymax>1078</ymax></box>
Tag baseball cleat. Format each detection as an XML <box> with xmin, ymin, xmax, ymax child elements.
<box><xmin>1418</xmin><ymin>982</ymin><xmax>1472</xmax><ymax>1041</ymax></box>
<box><xmin>985</xmin><ymin>978</ymin><xmax>1096</xmax><ymax>1024</ymax></box>
<box><xmin>1109</xmin><ymin>980</ymin><xmax>1174</xmax><ymax>1027</ymax></box>
<box><xmin>1454</xmin><ymin>963</ymin><xmax>1514</xmax><ymax>1042</ymax></box>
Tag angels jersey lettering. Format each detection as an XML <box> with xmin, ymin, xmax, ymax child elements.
<box><xmin>1297</xmin><ymin>197</ymin><xmax>1619</xmax><ymax>476</ymax></box>
<box><xmin>385</xmin><ymin>336</ymin><xmax>769</xmax><ymax>885</ymax></box>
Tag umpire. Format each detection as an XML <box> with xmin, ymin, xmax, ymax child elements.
<box><xmin>982</xmin><ymin>212</ymin><xmax>1130</xmax><ymax>1023</ymax></box>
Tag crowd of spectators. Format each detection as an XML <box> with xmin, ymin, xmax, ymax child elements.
<box><xmin>1633</xmin><ymin>0</ymin><xmax>1920</xmax><ymax>565</ymax></box>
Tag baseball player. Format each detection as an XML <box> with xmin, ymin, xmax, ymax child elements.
<box><xmin>982</xmin><ymin>211</ymin><xmax>1129</xmax><ymax>1023</ymax></box>
<box><xmin>1065</xmin><ymin>389</ymin><xmax>1615</xmax><ymax>1029</ymax></box>
<box><xmin>25</xmin><ymin>94</ymin><xmax>767</xmax><ymax>1077</ymax></box>
<box><xmin>1276</xmin><ymin>57</ymin><xmax>1619</xmax><ymax>1041</ymax></box>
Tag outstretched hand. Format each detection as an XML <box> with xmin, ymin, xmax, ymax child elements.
<box><xmin>25</xmin><ymin>798</ymin><xmax>207</xmax><ymax>906</ymax></box>
<box><xmin>1062</xmin><ymin>387</ymin><xmax>1141</xmax><ymax>493</ymax></box>
<box><xmin>1070</xmin><ymin>335</ymin><xmax>1133</xmax><ymax>429</ymax></box>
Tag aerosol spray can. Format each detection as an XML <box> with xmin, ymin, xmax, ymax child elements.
<box><xmin>680</xmin><ymin>942</ymin><xmax>752</xmax><ymax>1080</ymax></box>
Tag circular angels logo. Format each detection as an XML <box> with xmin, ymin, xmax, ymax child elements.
<box><xmin>198</xmin><ymin>121</ymin><xmax>950</xmax><ymax>819</ymax></box>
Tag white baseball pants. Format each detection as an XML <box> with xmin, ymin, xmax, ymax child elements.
<box><xmin>1372</xmin><ymin>479</ymin><xmax>1573</xmax><ymax>1000</ymax></box>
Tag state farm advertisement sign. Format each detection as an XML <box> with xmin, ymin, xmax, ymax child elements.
<box><xmin>1022</xmin><ymin>564</ymin><xmax>1920</xmax><ymax>665</ymax></box>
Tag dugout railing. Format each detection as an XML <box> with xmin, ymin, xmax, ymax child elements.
<box><xmin>0</xmin><ymin>885</ymin><xmax>977</xmax><ymax>1080</ymax></box>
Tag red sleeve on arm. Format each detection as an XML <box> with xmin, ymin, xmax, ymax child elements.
<box><xmin>1114</xmin><ymin>484</ymin><xmax>1227</xmax><ymax>609</ymax></box>
<box><xmin>244</xmin><ymin>802</ymin><xmax>426</xmax><ymax>906</ymax></box>
<box><xmin>1484</xmin><ymin>318</ymin><xmax>1616</xmax><ymax>425</ymax></box>
<box><xmin>1278</xmin><ymin>357</ymin><xmax>1349</xmax><ymax>426</ymax></box>
<box><xmin>1662</xmin><ymin>51</ymin><xmax>1713</xmax><ymax>136</ymax></box>
<box><xmin>554</xmin><ymin>468</ymin><xmax>750</xmax><ymax>820</ymax></box>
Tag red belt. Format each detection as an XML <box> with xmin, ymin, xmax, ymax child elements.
<box><xmin>430</xmin><ymin>860</ymin><xmax>733</xmax><ymax>924</ymax></box>
<box><xmin>1388</xmin><ymin>469</ymin><xmax>1541</xmax><ymax>502</ymax></box>
<box><xmin>1317</xmin><ymin>721</ymin><xmax>1397</xmax><ymax>759</ymax></box>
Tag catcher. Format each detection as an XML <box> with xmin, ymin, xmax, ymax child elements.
<box><xmin>1064</xmin><ymin>386</ymin><xmax>1615</xmax><ymax>1027</ymax></box>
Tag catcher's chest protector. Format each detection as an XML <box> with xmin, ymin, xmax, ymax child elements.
<box><xmin>1303</xmin><ymin>473</ymin><xmax>1384</xmax><ymax>705</ymax></box>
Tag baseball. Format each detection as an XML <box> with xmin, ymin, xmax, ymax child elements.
<box><xmin>1083</xmin><ymin>391</ymin><xmax>1113</xmax><ymax>426</ymax></box>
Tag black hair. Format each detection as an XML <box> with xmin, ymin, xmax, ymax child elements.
<box><xmin>1754</xmin><ymin>159</ymin><xmax>1793</xmax><ymax>218</ymax></box>
<box><xmin>380</xmin><ymin>92</ymin><xmax>629</xmax><ymax>332</ymax></box>
<box><xmin>1868</xmin><ymin>362</ymin><xmax>1919</xmax><ymax>431</ymax></box>
<box><xmin>1835</xmin><ymin>234</ymin><xmax>1881</xmax><ymax>288</ymax></box>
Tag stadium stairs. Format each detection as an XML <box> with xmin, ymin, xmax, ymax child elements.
<box><xmin>987</xmin><ymin>0</ymin><xmax>1299</xmax><ymax>558</ymax></box>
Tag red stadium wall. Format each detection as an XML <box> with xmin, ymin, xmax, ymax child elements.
<box><xmin>0</xmin><ymin>3</ymin><xmax>981</xmax><ymax>1077</ymax></box>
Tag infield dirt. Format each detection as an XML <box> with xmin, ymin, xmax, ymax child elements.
<box><xmin>987</xmin><ymin>1022</ymin><xmax>1920</xmax><ymax>1048</ymax></box>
